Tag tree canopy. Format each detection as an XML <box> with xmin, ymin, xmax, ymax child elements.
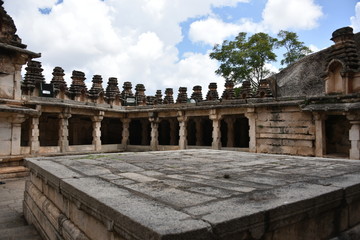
<box><xmin>276</xmin><ymin>30</ymin><xmax>312</xmax><ymax>67</ymax></box>
<box><xmin>209</xmin><ymin>30</ymin><xmax>312</xmax><ymax>89</ymax></box>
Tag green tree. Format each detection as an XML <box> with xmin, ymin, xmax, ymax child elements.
<box><xmin>209</xmin><ymin>32</ymin><xmax>277</xmax><ymax>89</ymax></box>
<box><xmin>277</xmin><ymin>30</ymin><xmax>312</xmax><ymax>66</ymax></box>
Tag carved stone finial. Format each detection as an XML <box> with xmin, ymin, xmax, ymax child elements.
<box><xmin>238</xmin><ymin>80</ymin><xmax>253</xmax><ymax>99</ymax></box>
<box><xmin>68</xmin><ymin>70</ymin><xmax>87</xmax><ymax>99</ymax></box>
<box><xmin>163</xmin><ymin>88</ymin><xmax>174</xmax><ymax>104</ymax></box>
<box><xmin>22</xmin><ymin>60</ymin><xmax>45</xmax><ymax>95</ymax></box>
<box><xmin>324</xmin><ymin>27</ymin><xmax>360</xmax><ymax>94</ymax></box>
<box><xmin>0</xmin><ymin>1</ymin><xmax>25</xmax><ymax>48</ymax></box>
<box><xmin>328</xmin><ymin>27</ymin><xmax>360</xmax><ymax>72</ymax></box>
<box><xmin>191</xmin><ymin>85</ymin><xmax>203</xmax><ymax>102</ymax></box>
<box><xmin>51</xmin><ymin>67</ymin><xmax>67</xmax><ymax>93</ymax></box>
<box><xmin>155</xmin><ymin>90</ymin><xmax>163</xmax><ymax>105</ymax></box>
<box><xmin>222</xmin><ymin>80</ymin><xmax>235</xmax><ymax>100</ymax></box>
<box><xmin>135</xmin><ymin>84</ymin><xmax>146</xmax><ymax>106</ymax></box>
<box><xmin>88</xmin><ymin>75</ymin><xmax>104</xmax><ymax>100</ymax></box>
<box><xmin>176</xmin><ymin>87</ymin><xmax>188</xmax><ymax>104</ymax></box>
<box><xmin>255</xmin><ymin>79</ymin><xmax>273</xmax><ymax>98</ymax></box>
<box><xmin>121</xmin><ymin>81</ymin><xmax>134</xmax><ymax>101</ymax></box>
<box><xmin>147</xmin><ymin>96</ymin><xmax>156</xmax><ymax>105</ymax></box>
<box><xmin>206</xmin><ymin>82</ymin><xmax>219</xmax><ymax>101</ymax></box>
<box><xmin>105</xmin><ymin>77</ymin><xmax>120</xmax><ymax>101</ymax></box>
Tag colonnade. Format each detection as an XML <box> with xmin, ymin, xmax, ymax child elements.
<box><xmin>21</xmin><ymin>109</ymin><xmax>254</xmax><ymax>155</ymax></box>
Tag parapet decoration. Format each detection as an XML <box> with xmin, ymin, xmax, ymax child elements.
<box><xmin>324</xmin><ymin>27</ymin><xmax>360</xmax><ymax>94</ymax></box>
<box><xmin>20</xmin><ymin>59</ymin><xmax>277</xmax><ymax>107</ymax></box>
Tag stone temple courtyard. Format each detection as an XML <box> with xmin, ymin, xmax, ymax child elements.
<box><xmin>22</xmin><ymin>150</ymin><xmax>360</xmax><ymax>240</ymax></box>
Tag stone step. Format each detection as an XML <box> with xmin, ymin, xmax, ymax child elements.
<box><xmin>0</xmin><ymin>166</ymin><xmax>29</xmax><ymax>180</ymax></box>
<box><xmin>0</xmin><ymin>225</ymin><xmax>42</xmax><ymax>240</ymax></box>
<box><xmin>0</xmin><ymin>157</ymin><xmax>24</xmax><ymax>168</ymax></box>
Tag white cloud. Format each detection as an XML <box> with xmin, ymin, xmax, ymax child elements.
<box><xmin>309</xmin><ymin>44</ymin><xmax>321</xmax><ymax>53</ymax></box>
<box><xmin>189</xmin><ymin>0</ymin><xmax>323</xmax><ymax>46</ymax></box>
<box><xmin>5</xmin><ymin>0</ymin><xmax>247</xmax><ymax>96</ymax></box>
<box><xmin>262</xmin><ymin>0</ymin><xmax>323</xmax><ymax>32</ymax></box>
<box><xmin>265</xmin><ymin>63</ymin><xmax>279</xmax><ymax>75</ymax></box>
<box><xmin>351</xmin><ymin>2</ymin><xmax>360</xmax><ymax>32</ymax></box>
<box><xmin>189</xmin><ymin>17</ymin><xmax>268</xmax><ymax>45</ymax></box>
<box><xmin>189</xmin><ymin>18</ymin><xmax>242</xmax><ymax>46</ymax></box>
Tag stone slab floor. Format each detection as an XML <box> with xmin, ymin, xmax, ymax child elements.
<box><xmin>0</xmin><ymin>178</ymin><xmax>42</xmax><ymax>240</ymax></box>
<box><xmin>25</xmin><ymin>150</ymin><xmax>360</xmax><ymax>239</ymax></box>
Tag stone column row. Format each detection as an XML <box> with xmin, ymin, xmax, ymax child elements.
<box><xmin>27</xmin><ymin>109</ymin><xmax>257</xmax><ymax>154</ymax></box>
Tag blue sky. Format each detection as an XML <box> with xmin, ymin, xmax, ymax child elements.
<box><xmin>4</xmin><ymin>0</ymin><xmax>360</xmax><ymax>95</ymax></box>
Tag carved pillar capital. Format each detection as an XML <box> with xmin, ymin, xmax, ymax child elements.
<box><xmin>177</xmin><ymin>111</ymin><xmax>188</xmax><ymax>123</ymax></box>
<box><xmin>347</xmin><ymin>112</ymin><xmax>360</xmax><ymax>123</ymax></box>
<box><xmin>313</xmin><ymin>112</ymin><xmax>328</xmax><ymax>121</ymax></box>
<box><xmin>91</xmin><ymin>111</ymin><xmax>104</xmax><ymax>122</ymax></box>
<box><xmin>8</xmin><ymin>114</ymin><xmax>27</xmax><ymax>124</ymax></box>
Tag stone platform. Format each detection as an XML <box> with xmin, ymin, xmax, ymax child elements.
<box><xmin>24</xmin><ymin>150</ymin><xmax>360</xmax><ymax>240</ymax></box>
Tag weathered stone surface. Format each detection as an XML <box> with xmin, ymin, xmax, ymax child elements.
<box><xmin>24</xmin><ymin>150</ymin><xmax>360</xmax><ymax>240</ymax></box>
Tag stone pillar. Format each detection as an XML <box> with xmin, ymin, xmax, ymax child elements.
<box><xmin>245</xmin><ymin>109</ymin><xmax>257</xmax><ymax>153</ymax></box>
<box><xmin>149</xmin><ymin>114</ymin><xmax>159</xmax><ymax>151</ymax></box>
<box><xmin>14</xmin><ymin>67</ymin><xmax>23</xmax><ymax>100</ymax></box>
<box><xmin>121</xmin><ymin>118</ymin><xmax>130</xmax><ymax>149</ymax></box>
<box><xmin>225</xmin><ymin>118</ymin><xmax>235</xmax><ymax>147</ymax></box>
<box><xmin>91</xmin><ymin>111</ymin><xmax>104</xmax><ymax>151</ymax></box>
<box><xmin>169</xmin><ymin>118</ymin><xmax>178</xmax><ymax>145</ymax></box>
<box><xmin>194</xmin><ymin>118</ymin><xmax>203</xmax><ymax>146</ymax></box>
<box><xmin>210</xmin><ymin>110</ymin><xmax>222</xmax><ymax>150</ymax></box>
<box><xmin>141</xmin><ymin>119</ymin><xmax>150</xmax><ymax>145</ymax></box>
<box><xmin>58</xmin><ymin>112</ymin><xmax>71</xmax><ymax>153</ymax></box>
<box><xmin>30</xmin><ymin>115</ymin><xmax>40</xmax><ymax>155</ymax></box>
<box><xmin>313</xmin><ymin>113</ymin><xmax>326</xmax><ymax>157</ymax></box>
<box><xmin>177</xmin><ymin>112</ymin><xmax>188</xmax><ymax>150</ymax></box>
<box><xmin>347</xmin><ymin>113</ymin><xmax>360</xmax><ymax>160</ymax></box>
<box><xmin>10</xmin><ymin>114</ymin><xmax>26</xmax><ymax>155</ymax></box>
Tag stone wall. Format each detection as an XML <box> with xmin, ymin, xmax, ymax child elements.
<box><xmin>256</xmin><ymin>106</ymin><xmax>315</xmax><ymax>156</ymax></box>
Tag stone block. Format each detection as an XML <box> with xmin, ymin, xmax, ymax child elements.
<box><xmin>42</xmin><ymin>180</ymin><xmax>68</xmax><ymax>215</ymax></box>
<box><xmin>24</xmin><ymin>159</ymin><xmax>83</xmax><ymax>190</ymax></box>
<box><xmin>24</xmin><ymin>190</ymin><xmax>60</xmax><ymax>240</ymax></box>
<box><xmin>0</xmin><ymin>74</ymin><xmax>14</xmax><ymax>99</ymax></box>
<box><xmin>0</xmin><ymin>125</ymin><xmax>11</xmax><ymax>141</ymax></box>
<box><xmin>259</xmin><ymin>133</ymin><xmax>315</xmax><ymax>141</ymax></box>
<box><xmin>30</xmin><ymin>173</ymin><xmax>43</xmax><ymax>192</ymax></box>
<box><xmin>61</xmin><ymin>176</ymin><xmax>213</xmax><ymax>240</ymax></box>
<box><xmin>119</xmin><ymin>172</ymin><xmax>158</xmax><ymax>182</ymax></box>
<box><xmin>126</xmin><ymin>182</ymin><xmax>216</xmax><ymax>208</ymax></box>
<box><xmin>0</xmin><ymin>140</ymin><xmax>11</xmax><ymax>155</ymax></box>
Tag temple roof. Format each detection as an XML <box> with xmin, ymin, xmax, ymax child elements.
<box><xmin>272</xmin><ymin>31</ymin><xmax>360</xmax><ymax>98</ymax></box>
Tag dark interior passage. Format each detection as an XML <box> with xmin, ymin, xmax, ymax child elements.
<box><xmin>39</xmin><ymin>113</ymin><xmax>60</xmax><ymax>146</ymax></box>
<box><xmin>221</xmin><ymin>115</ymin><xmax>249</xmax><ymax>148</ymax></box>
<box><xmin>68</xmin><ymin>115</ymin><xmax>92</xmax><ymax>145</ymax></box>
<box><xmin>21</xmin><ymin>118</ymin><xmax>31</xmax><ymax>147</ymax></box>
<box><xmin>325</xmin><ymin>115</ymin><xmax>350</xmax><ymax>156</ymax></box>
<box><xmin>101</xmin><ymin>118</ymin><xmax>122</xmax><ymax>144</ymax></box>
<box><xmin>158</xmin><ymin>118</ymin><xmax>179</xmax><ymax>145</ymax></box>
<box><xmin>129</xmin><ymin>118</ymin><xmax>150</xmax><ymax>145</ymax></box>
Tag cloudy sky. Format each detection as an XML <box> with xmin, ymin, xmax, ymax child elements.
<box><xmin>3</xmin><ymin>0</ymin><xmax>360</xmax><ymax>96</ymax></box>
